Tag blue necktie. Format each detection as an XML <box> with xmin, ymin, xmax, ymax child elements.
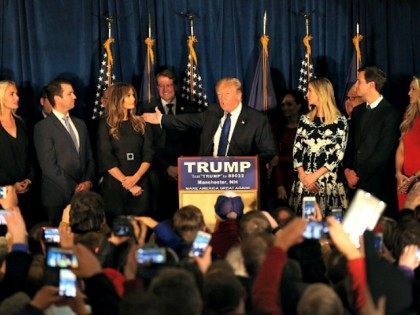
<box><xmin>217</xmin><ymin>113</ymin><xmax>231</xmax><ymax>156</ymax></box>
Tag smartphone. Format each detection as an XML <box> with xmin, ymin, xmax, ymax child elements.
<box><xmin>331</xmin><ymin>208</ymin><xmax>343</xmax><ymax>223</ymax></box>
<box><xmin>0</xmin><ymin>187</ymin><xmax>6</xmax><ymax>199</ymax></box>
<box><xmin>112</xmin><ymin>216</ymin><xmax>132</xmax><ymax>237</ymax></box>
<box><xmin>46</xmin><ymin>247</ymin><xmax>78</xmax><ymax>269</ymax></box>
<box><xmin>303</xmin><ymin>221</ymin><xmax>329</xmax><ymax>239</ymax></box>
<box><xmin>302</xmin><ymin>196</ymin><xmax>316</xmax><ymax>219</ymax></box>
<box><xmin>0</xmin><ymin>210</ymin><xmax>9</xmax><ymax>225</ymax></box>
<box><xmin>373</xmin><ymin>233</ymin><xmax>383</xmax><ymax>252</ymax></box>
<box><xmin>59</xmin><ymin>269</ymin><xmax>77</xmax><ymax>298</ymax></box>
<box><xmin>42</xmin><ymin>227</ymin><xmax>60</xmax><ymax>244</ymax></box>
<box><xmin>416</xmin><ymin>248</ymin><xmax>420</xmax><ymax>260</ymax></box>
<box><xmin>136</xmin><ymin>247</ymin><xmax>166</xmax><ymax>264</ymax></box>
<box><xmin>189</xmin><ymin>231</ymin><xmax>212</xmax><ymax>257</ymax></box>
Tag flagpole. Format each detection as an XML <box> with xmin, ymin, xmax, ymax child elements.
<box><xmin>103</xmin><ymin>15</ymin><xmax>115</xmax><ymax>86</ymax></box>
<box><xmin>262</xmin><ymin>11</ymin><xmax>268</xmax><ymax>111</ymax></box>
<box><xmin>145</xmin><ymin>13</ymin><xmax>155</xmax><ymax>103</ymax></box>
<box><xmin>353</xmin><ymin>22</ymin><xmax>363</xmax><ymax>71</ymax></box>
<box><xmin>303</xmin><ymin>13</ymin><xmax>311</xmax><ymax>90</ymax></box>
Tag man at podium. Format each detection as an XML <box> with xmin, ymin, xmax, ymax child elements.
<box><xmin>142</xmin><ymin>77</ymin><xmax>276</xmax><ymax>164</ymax></box>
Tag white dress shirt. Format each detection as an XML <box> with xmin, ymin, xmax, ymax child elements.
<box><xmin>213</xmin><ymin>103</ymin><xmax>242</xmax><ymax>157</ymax></box>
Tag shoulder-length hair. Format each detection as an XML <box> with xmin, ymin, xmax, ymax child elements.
<box><xmin>0</xmin><ymin>80</ymin><xmax>19</xmax><ymax>118</ymax></box>
<box><xmin>400</xmin><ymin>76</ymin><xmax>420</xmax><ymax>134</ymax></box>
<box><xmin>307</xmin><ymin>77</ymin><xmax>340</xmax><ymax>125</ymax></box>
<box><xmin>106</xmin><ymin>83</ymin><xmax>145</xmax><ymax>139</ymax></box>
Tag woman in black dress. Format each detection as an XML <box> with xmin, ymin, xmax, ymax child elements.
<box><xmin>0</xmin><ymin>80</ymin><xmax>34</xmax><ymax>222</ymax></box>
<box><xmin>98</xmin><ymin>83</ymin><xmax>153</xmax><ymax>224</ymax></box>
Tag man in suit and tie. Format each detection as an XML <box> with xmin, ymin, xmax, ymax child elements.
<box><xmin>344</xmin><ymin>66</ymin><xmax>400</xmax><ymax>212</ymax></box>
<box><xmin>142</xmin><ymin>69</ymin><xmax>198</xmax><ymax>219</ymax></box>
<box><xmin>143</xmin><ymin>76</ymin><xmax>276</xmax><ymax>167</ymax></box>
<box><xmin>34</xmin><ymin>79</ymin><xmax>95</xmax><ymax>225</ymax></box>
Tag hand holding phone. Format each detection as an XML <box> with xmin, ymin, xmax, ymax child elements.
<box><xmin>189</xmin><ymin>231</ymin><xmax>212</xmax><ymax>257</ymax></box>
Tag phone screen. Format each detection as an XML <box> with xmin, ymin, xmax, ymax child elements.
<box><xmin>46</xmin><ymin>248</ymin><xmax>78</xmax><ymax>269</ymax></box>
<box><xmin>303</xmin><ymin>221</ymin><xmax>329</xmax><ymax>239</ymax></box>
<box><xmin>43</xmin><ymin>228</ymin><xmax>60</xmax><ymax>244</ymax></box>
<box><xmin>302</xmin><ymin>197</ymin><xmax>316</xmax><ymax>219</ymax></box>
<box><xmin>59</xmin><ymin>269</ymin><xmax>77</xmax><ymax>297</ymax></box>
<box><xmin>331</xmin><ymin>208</ymin><xmax>343</xmax><ymax>223</ymax></box>
<box><xmin>189</xmin><ymin>231</ymin><xmax>212</xmax><ymax>257</ymax></box>
<box><xmin>0</xmin><ymin>210</ymin><xmax>8</xmax><ymax>225</ymax></box>
<box><xmin>136</xmin><ymin>248</ymin><xmax>166</xmax><ymax>264</ymax></box>
<box><xmin>0</xmin><ymin>187</ymin><xmax>6</xmax><ymax>199</ymax></box>
<box><xmin>373</xmin><ymin>233</ymin><xmax>383</xmax><ymax>252</ymax></box>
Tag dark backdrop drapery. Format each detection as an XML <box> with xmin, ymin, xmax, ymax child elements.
<box><xmin>1</xmin><ymin>0</ymin><xmax>419</xmax><ymax>121</ymax></box>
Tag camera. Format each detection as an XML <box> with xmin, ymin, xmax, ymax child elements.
<box><xmin>302</xmin><ymin>196</ymin><xmax>316</xmax><ymax>219</ymax></box>
<box><xmin>46</xmin><ymin>247</ymin><xmax>78</xmax><ymax>269</ymax></box>
<box><xmin>189</xmin><ymin>231</ymin><xmax>212</xmax><ymax>257</ymax></box>
<box><xmin>331</xmin><ymin>208</ymin><xmax>343</xmax><ymax>223</ymax></box>
<box><xmin>42</xmin><ymin>227</ymin><xmax>60</xmax><ymax>244</ymax></box>
<box><xmin>136</xmin><ymin>247</ymin><xmax>166</xmax><ymax>264</ymax></box>
<box><xmin>112</xmin><ymin>216</ymin><xmax>133</xmax><ymax>237</ymax></box>
<box><xmin>0</xmin><ymin>187</ymin><xmax>6</xmax><ymax>199</ymax></box>
<box><xmin>59</xmin><ymin>269</ymin><xmax>77</xmax><ymax>298</ymax></box>
<box><xmin>303</xmin><ymin>221</ymin><xmax>329</xmax><ymax>239</ymax></box>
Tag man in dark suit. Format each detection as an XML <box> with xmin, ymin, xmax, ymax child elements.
<box><xmin>142</xmin><ymin>69</ymin><xmax>198</xmax><ymax>219</ymax></box>
<box><xmin>34</xmin><ymin>79</ymin><xmax>95</xmax><ymax>225</ymax></box>
<box><xmin>143</xmin><ymin>77</ymin><xmax>276</xmax><ymax>165</ymax></box>
<box><xmin>344</xmin><ymin>66</ymin><xmax>400</xmax><ymax>212</ymax></box>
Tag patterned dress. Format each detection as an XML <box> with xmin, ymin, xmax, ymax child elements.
<box><xmin>289</xmin><ymin>115</ymin><xmax>348</xmax><ymax>215</ymax></box>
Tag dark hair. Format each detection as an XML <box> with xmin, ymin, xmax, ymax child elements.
<box><xmin>148</xmin><ymin>267</ymin><xmax>202</xmax><ymax>315</ymax></box>
<box><xmin>173</xmin><ymin>205</ymin><xmax>205</xmax><ymax>243</ymax></box>
<box><xmin>40</xmin><ymin>86</ymin><xmax>48</xmax><ymax>98</ymax></box>
<box><xmin>393</xmin><ymin>220</ymin><xmax>420</xmax><ymax>259</ymax></box>
<box><xmin>70</xmin><ymin>191</ymin><xmax>105</xmax><ymax>234</ymax></box>
<box><xmin>156</xmin><ymin>69</ymin><xmax>178</xmax><ymax>86</ymax></box>
<box><xmin>358</xmin><ymin>66</ymin><xmax>387</xmax><ymax>92</ymax></box>
<box><xmin>46</xmin><ymin>79</ymin><xmax>73</xmax><ymax>106</ymax></box>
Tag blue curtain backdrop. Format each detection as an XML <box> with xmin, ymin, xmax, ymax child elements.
<box><xmin>1</xmin><ymin>0</ymin><xmax>419</xmax><ymax>121</ymax></box>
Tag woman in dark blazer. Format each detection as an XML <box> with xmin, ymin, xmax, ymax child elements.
<box><xmin>97</xmin><ymin>83</ymin><xmax>153</xmax><ymax>224</ymax></box>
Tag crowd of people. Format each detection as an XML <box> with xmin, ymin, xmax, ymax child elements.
<box><xmin>0</xmin><ymin>66</ymin><xmax>418</xmax><ymax>314</ymax></box>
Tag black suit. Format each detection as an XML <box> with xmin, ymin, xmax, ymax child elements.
<box><xmin>162</xmin><ymin>103</ymin><xmax>276</xmax><ymax>163</ymax></box>
<box><xmin>34</xmin><ymin>113</ymin><xmax>95</xmax><ymax>225</ymax></box>
<box><xmin>344</xmin><ymin>98</ymin><xmax>400</xmax><ymax>209</ymax></box>
<box><xmin>143</xmin><ymin>98</ymin><xmax>199</xmax><ymax>219</ymax></box>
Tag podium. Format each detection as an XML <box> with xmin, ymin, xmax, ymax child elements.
<box><xmin>178</xmin><ymin>156</ymin><xmax>259</xmax><ymax>231</ymax></box>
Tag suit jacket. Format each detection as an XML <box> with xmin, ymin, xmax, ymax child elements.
<box><xmin>344</xmin><ymin>98</ymin><xmax>400</xmax><ymax>200</ymax></box>
<box><xmin>161</xmin><ymin>103</ymin><xmax>276</xmax><ymax>163</ymax></box>
<box><xmin>143</xmin><ymin>98</ymin><xmax>199</xmax><ymax>169</ymax></box>
<box><xmin>34</xmin><ymin>113</ymin><xmax>95</xmax><ymax>207</ymax></box>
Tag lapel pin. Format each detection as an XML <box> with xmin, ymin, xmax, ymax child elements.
<box><xmin>241</xmin><ymin>120</ymin><xmax>245</xmax><ymax>124</ymax></box>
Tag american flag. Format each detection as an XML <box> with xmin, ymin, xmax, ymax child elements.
<box><xmin>180</xmin><ymin>61</ymin><xmax>208</xmax><ymax>112</ymax></box>
<box><xmin>92</xmin><ymin>51</ymin><xmax>115</xmax><ymax>119</ymax></box>
<box><xmin>297</xmin><ymin>53</ymin><xmax>314</xmax><ymax>94</ymax></box>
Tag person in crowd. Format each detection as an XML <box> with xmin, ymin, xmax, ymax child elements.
<box><xmin>38</xmin><ymin>86</ymin><xmax>53</xmax><ymax>119</ymax></box>
<box><xmin>344</xmin><ymin>66</ymin><xmax>400</xmax><ymax>214</ymax></box>
<box><xmin>97</xmin><ymin>82</ymin><xmax>153</xmax><ymax>224</ymax></box>
<box><xmin>210</xmin><ymin>191</ymin><xmax>244</xmax><ymax>259</ymax></box>
<box><xmin>344</xmin><ymin>83</ymin><xmax>364</xmax><ymax>118</ymax></box>
<box><xmin>34</xmin><ymin>79</ymin><xmax>95</xmax><ymax>226</ymax></box>
<box><xmin>142</xmin><ymin>69</ymin><xmax>198</xmax><ymax>220</ymax></box>
<box><xmin>0</xmin><ymin>80</ymin><xmax>35</xmax><ymax>226</ymax></box>
<box><xmin>142</xmin><ymin>77</ymin><xmax>276</xmax><ymax>163</ymax></box>
<box><xmin>289</xmin><ymin>77</ymin><xmax>348</xmax><ymax>215</ymax></box>
<box><xmin>273</xmin><ymin>90</ymin><xmax>305</xmax><ymax>205</ymax></box>
<box><xmin>395</xmin><ymin>75</ymin><xmax>420</xmax><ymax>210</ymax></box>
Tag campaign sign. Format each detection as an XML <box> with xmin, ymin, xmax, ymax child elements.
<box><xmin>179</xmin><ymin>156</ymin><xmax>258</xmax><ymax>191</ymax></box>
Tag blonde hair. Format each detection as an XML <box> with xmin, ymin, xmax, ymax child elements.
<box><xmin>307</xmin><ymin>78</ymin><xmax>340</xmax><ymax>124</ymax></box>
<box><xmin>400</xmin><ymin>76</ymin><xmax>420</xmax><ymax>134</ymax></box>
<box><xmin>106</xmin><ymin>83</ymin><xmax>145</xmax><ymax>139</ymax></box>
<box><xmin>216</xmin><ymin>77</ymin><xmax>242</xmax><ymax>92</ymax></box>
<box><xmin>0</xmin><ymin>80</ymin><xmax>19</xmax><ymax>117</ymax></box>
